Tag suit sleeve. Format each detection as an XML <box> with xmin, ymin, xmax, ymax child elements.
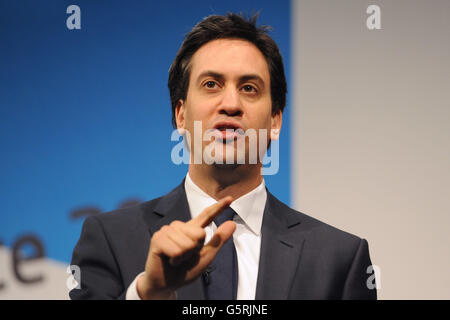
<box><xmin>341</xmin><ymin>238</ymin><xmax>377</xmax><ymax>300</ymax></box>
<box><xmin>69</xmin><ymin>216</ymin><xmax>126</xmax><ymax>300</ymax></box>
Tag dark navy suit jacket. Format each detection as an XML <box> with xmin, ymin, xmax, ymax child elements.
<box><xmin>69</xmin><ymin>182</ymin><xmax>377</xmax><ymax>300</ymax></box>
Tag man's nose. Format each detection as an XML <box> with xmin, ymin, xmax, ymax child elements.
<box><xmin>219</xmin><ymin>86</ymin><xmax>243</xmax><ymax>117</ymax></box>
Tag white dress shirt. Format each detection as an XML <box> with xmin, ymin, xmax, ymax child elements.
<box><xmin>126</xmin><ymin>173</ymin><xmax>267</xmax><ymax>300</ymax></box>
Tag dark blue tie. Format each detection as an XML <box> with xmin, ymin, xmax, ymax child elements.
<box><xmin>203</xmin><ymin>207</ymin><xmax>238</xmax><ymax>300</ymax></box>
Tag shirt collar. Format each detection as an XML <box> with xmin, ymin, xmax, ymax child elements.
<box><xmin>184</xmin><ymin>173</ymin><xmax>266</xmax><ymax>236</ymax></box>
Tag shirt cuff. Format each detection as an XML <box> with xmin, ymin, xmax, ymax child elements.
<box><xmin>126</xmin><ymin>272</ymin><xmax>146</xmax><ymax>300</ymax></box>
<box><xmin>125</xmin><ymin>272</ymin><xmax>178</xmax><ymax>300</ymax></box>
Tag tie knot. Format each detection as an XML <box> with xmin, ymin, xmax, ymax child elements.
<box><xmin>214</xmin><ymin>207</ymin><xmax>236</xmax><ymax>227</ymax></box>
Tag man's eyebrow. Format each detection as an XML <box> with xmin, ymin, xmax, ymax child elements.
<box><xmin>239</xmin><ymin>74</ymin><xmax>265</xmax><ymax>87</ymax></box>
<box><xmin>196</xmin><ymin>71</ymin><xmax>225</xmax><ymax>82</ymax></box>
<box><xmin>196</xmin><ymin>71</ymin><xmax>266</xmax><ymax>87</ymax></box>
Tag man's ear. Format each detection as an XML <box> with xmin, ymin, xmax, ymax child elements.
<box><xmin>270</xmin><ymin>110</ymin><xmax>282</xmax><ymax>140</ymax></box>
<box><xmin>175</xmin><ymin>99</ymin><xmax>185</xmax><ymax>135</ymax></box>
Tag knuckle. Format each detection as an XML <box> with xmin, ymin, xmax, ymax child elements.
<box><xmin>161</xmin><ymin>225</ymin><xmax>174</xmax><ymax>234</ymax></box>
<box><xmin>152</xmin><ymin>230</ymin><xmax>162</xmax><ymax>241</ymax></box>
<box><xmin>150</xmin><ymin>231</ymin><xmax>164</xmax><ymax>248</ymax></box>
<box><xmin>197</xmin><ymin>229</ymin><xmax>206</xmax><ymax>240</ymax></box>
<box><xmin>170</xmin><ymin>220</ymin><xmax>183</xmax><ymax>228</ymax></box>
<box><xmin>173</xmin><ymin>247</ymin><xmax>184</xmax><ymax>258</ymax></box>
<box><xmin>185</xmin><ymin>238</ymin><xmax>197</xmax><ymax>250</ymax></box>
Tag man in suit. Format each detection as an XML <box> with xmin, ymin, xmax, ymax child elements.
<box><xmin>69</xmin><ymin>13</ymin><xmax>377</xmax><ymax>300</ymax></box>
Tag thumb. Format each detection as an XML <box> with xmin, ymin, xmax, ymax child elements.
<box><xmin>201</xmin><ymin>220</ymin><xmax>236</xmax><ymax>260</ymax></box>
<box><xmin>207</xmin><ymin>221</ymin><xmax>236</xmax><ymax>249</ymax></box>
<box><xmin>183</xmin><ymin>221</ymin><xmax>236</xmax><ymax>283</ymax></box>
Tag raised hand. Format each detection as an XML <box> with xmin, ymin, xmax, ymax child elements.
<box><xmin>137</xmin><ymin>196</ymin><xmax>236</xmax><ymax>299</ymax></box>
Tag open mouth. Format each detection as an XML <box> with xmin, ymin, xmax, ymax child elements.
<box><xmin>213</xmin><ymin>122</ymin><xmax>244</xmax><ymax>142</ymax></box>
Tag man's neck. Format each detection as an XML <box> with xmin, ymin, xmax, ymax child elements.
<box><xmin>188</xmin><ymin>164</ymin><xmax>263</xmax><ymax>201</ymax></box>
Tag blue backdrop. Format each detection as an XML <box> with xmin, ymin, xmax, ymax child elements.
<box><xmin>0</xmin><ymin>0</ymin><xmax>291</xmax><ymax>265</ymax></box>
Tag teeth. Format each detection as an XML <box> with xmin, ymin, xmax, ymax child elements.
<box><xmin>218</xmin><ymin>127</ymin><xmax>235</xmax><ymax>130</ymax></box>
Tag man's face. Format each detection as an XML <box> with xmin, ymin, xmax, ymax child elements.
<box><xmin>175</xmin><ymin>38</ymin><xmax>281</xmax><ymax>166</ymax></box>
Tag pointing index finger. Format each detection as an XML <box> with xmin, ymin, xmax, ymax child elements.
<box><xmin>189</xmin><ymin>196</ymin><xmax>233</xmax><ymax>228</ymax></box>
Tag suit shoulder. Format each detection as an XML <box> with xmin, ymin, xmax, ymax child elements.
<box><xmin>268</xmin><ymin>192</ymin><xmax>363</xmax><ymax>244</ymax></box>
<box><xmin>89</xmin><ymin>196</ymin><xmax>163</xmax><ymax>232</ymax></box>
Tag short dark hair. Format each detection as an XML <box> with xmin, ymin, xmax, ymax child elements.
<box><xmin>168</xmin><ymin>12</ymin><xmax>287</xmax><ymax>128</ymax></box>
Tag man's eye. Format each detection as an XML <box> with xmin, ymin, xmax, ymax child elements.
<box><xmin>205</xmin><ymin>81</ymin><xmax>217</xmax><ymax>89</ymax></box>
<box><xmin>242</xmin><ymin>85</ymin><xmax>257</xmax><ymax>93</ymax></box>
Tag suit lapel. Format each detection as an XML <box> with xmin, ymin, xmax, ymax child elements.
<box><xmin>255</xmin><ymin>192</ymin><xmax>306</xmax><ymax>300</ymax></box>
<box><xmin>142</xmin><ymin>181</ymin><xmax>206</xmax><ymax>300</ymax></box>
